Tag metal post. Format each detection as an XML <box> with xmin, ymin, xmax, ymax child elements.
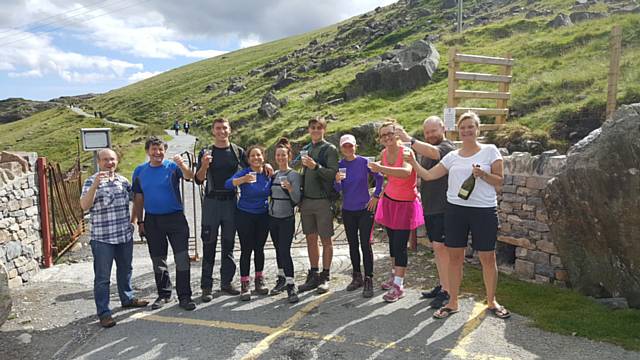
<box><xmin>458</xmin><ymin>0</ymin><xmax>463</xmax><ymax>33</ymax></box>
<box><xmin>92</xmin><ymin>151</ymin><xmax>99</xmax><ymax>173</ymax></box>
<box><xmin>37</xmin><ymin>157</ymin><xmax>53</xmax><ymax>268</ymax></box>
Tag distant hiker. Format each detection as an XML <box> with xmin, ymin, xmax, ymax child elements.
<box><xmin>94</xmin><ymin>111</ymin><xmax>97</xmax><ymax>117</ymax></box>
<box><xmin>183</xmin><ymin>121</ymin><xmax>190</xmax><ymax>135</ymax></box>
<box><xmin>173</xmin><ymin>120</ymin><xmax>180</xmax><ymax>135</ymax></box>
<box><xmin>80</xmin><ymin>149</ymin><xmax>148</xmax><ymax>328</ymax></box>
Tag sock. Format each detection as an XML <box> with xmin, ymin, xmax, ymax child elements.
<box><xmin>241</xmin><ymin>275</ymin><xmax>250</xmax><ymax>282</ymax></box>
<box><xmin>311</xmin><ymin>267</ymin><xmax>319</xmax><ymax>273</ymax></box>
<box><xmin>255</xmin><ymin>271</ymin><xmax>263</xmax><ymax>279</ymax></box>
<box><xmin>286</xmin><ymin>277</ymin><xmax>295</xmax><ymax>285</ymax></box>
<box><xmin>393</xmin><ymin>276</ymin><xmax>404</xmax><ymax>288</ymax></box>
<box><xmin>278</xmin><ymin>268</ymin><xmax>285</xmax><ymax>277</ymax></box>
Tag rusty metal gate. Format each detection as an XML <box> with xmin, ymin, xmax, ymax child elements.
<box><xmin>178</xmin><ymin>147</ymin><xmax>203</xmax><ymax>262</ymax></box>
<box><xmin>37</xmin><ymin>157</ymin><xmax>86</xmax><ymax>266</ymax></box>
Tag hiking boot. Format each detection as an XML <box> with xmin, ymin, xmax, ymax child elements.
<box><xmin>286</xmin><ymin>284</ymin><xmax>299</xmax><ymax>303</ymax></box>
<box><xmin>346</xmin><ymin>272</ymin><xmax>364</xmax><ymax>291</ymax></box>
<box><xmin>421</xmin><ymin>284</ymin><xmax>442</xmax><ymax>299</ymax></box>
<box><xmin>316</xmin><ymin>271</ymin><xmax>330</xmax><ymax>294</ymax></box>
<box><xmin>298</xmin><ymin>270</ymin><xmax>320</xmax><ymax>292</ymax></box>
<box><xmin>381</xmin><ymin>275</ymin><xmax>394</xmax><ymax>290</ymax></box>
<box><xmin>122</xmin><ymin>298</ymin><xmax>149</xmax><ymax>308</ymax></box>
<box><xmin>99</xmin><ymin>315</ymin><xmax>116</xmax><ymax>328</ymax></box>
<box><xmin>240</xmin><ymin>280</ymin><xmax>251</xmax><ymax>301</ymax></box>
<box><xmin>270</xmin><ymin>276</ymin><xmax>287</xmax><ymax>295</ymax></box>
<box><xmin>179</xmin><ymin>298</ymin><xmax>196</xmax><ymax>311</ymax></box>
<box><xmin>151</xmin><ymin>296</ymin><xmax>173</xmax><ymax>310</ymax></box>
<box><xmin>383</xmin><ymin>283</ymin><xmax>405</xmax><ymax>303</ymax></box>
<box><xmin>362</xmin><ymin>276</ymin><xmax>374</xmax><ymax>298</ymax></box>
<box><xmin>201</xmin><ymin>288</ymin><xmax>214</xmax><ymax>303</ymax></box>
<box><xmin>221</xmin><ymin>283</ymin><xmax>241</xmax><ymax>296</ymax></box>
<box><xmin>429</xmin><ymin>290</ymin><xmax>450</xmax><ymax>309</ymax></box>
<box><xmin>254</xmin><ymin>276</ymin><xmax>269</xmax><ymax>296</ymax></box>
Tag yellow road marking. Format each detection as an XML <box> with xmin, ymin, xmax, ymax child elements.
<box><xmin>131</xmin><ymin>312</ymin><xmax>276</xmax><ymax>334</ymax></box>
<box><xmin>242</xmin><ymin>292</ymin><xmax>331</xmax><ymax>360</ymax></box>
<box><xmin>448</xmin><ymin>302</ymin><xmax>512</xmax><ymax>360</ymax></box>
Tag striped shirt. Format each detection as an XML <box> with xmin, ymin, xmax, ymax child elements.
<box><xmin>81</xmin><ymin>173</ymin><xmax>134</xmax><ymax>244</ymax></box>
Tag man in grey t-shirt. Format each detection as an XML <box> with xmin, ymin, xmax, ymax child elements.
<box><xmin>397</xmin><ymin>116</ymin><xmax>455</xmax><ymax>309</ymax></box>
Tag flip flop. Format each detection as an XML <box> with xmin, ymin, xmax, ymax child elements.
<box><xmin>433</xmin><ymin>307</ymin><xmax>459</xmax><ymax>319</ymax></box>
<box><xmin>487</xmin><ymin>306</ymin><xmax>511</xmax><ymax>319</ymax></box>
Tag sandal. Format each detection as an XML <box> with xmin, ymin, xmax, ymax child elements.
<box><xmin>433</xmin><ymin>307</ymin><xmax>459</xmax><ymax>319</ymax></box>
<box><xmin>487</xmin><ymin>306</ymin><xmax>511</xmax><ymax>319</ymax></box>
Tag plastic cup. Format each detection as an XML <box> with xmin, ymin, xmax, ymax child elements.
<box><xmin>278</xmin><ymin>176</ymin><xmax>288</xmax><ymax>187</ymax></box>
<box><xmin>402</xmin><ymin>142</ymin><xmax>412</xmax><ymax>155</ymax></box>
<box><xmin>339</xmin><ymin>167</ymin><xmax>347</xmax><ymax>178</ymax></box>
<box><xmin>300</xmin><ymin>150</ymin><xmax>308</xmax><ymax>158</ymax></box>
<box><xmin>365</xmin><ymin>156</ymin><xmax>375</xmax><ymax>163</ymax></box>
<box><xmin>249</xmin><ymin>171</ymin><xmax>257</xmax><ymax>183</ymax></box>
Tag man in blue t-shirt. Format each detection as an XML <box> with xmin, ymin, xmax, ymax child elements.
<box><xmin>131</xmin><ymin>136</ymin><xmax>196</xmax><ymax>311</ymax></box>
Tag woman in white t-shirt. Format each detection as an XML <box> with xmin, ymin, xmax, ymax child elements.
<box><xmin>405</xmin><ymin>112</ymin><xmax>510</xmax><ymax>320</ymax></box>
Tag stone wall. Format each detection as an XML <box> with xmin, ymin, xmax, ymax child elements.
<box><xmin>497</xmin><ymin>150</ymin><xmax>568</xmax><ymax>285</ymax></box>
<box><xmin>0</xmin><ymin>152</ymin><xmax>41</xmax><ymax>288</ymax></box>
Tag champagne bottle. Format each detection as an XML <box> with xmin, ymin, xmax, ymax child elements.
<box><xmin>458</xmin><ymin>165</ymin><xmax>479</xmax><ymax>200</ymax></box>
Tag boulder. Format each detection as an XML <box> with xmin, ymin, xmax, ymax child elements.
<box><xmin>0</xmin><ymin>264</ymin><xmax>10</xmax><ymax>327</ymax></box>
<box><xmin>544</xmin><ymin>103</ymin><xmax>640</xmax><ymax>308</ymax></box>
<box><xmin>547</xmin><ymin>13</ymin><xmax>572</xmax><ymax>28</ymax></box>
<box><xmin>319</xmin><ymin>56</ymin><xmax>350</xmax><ymax>73</ymax></box>
<box><xmin>258</xmin><ymin>91</ymin><xmax>287</xmax><ymax>119</ymax></box>
<box><xmin>442</xmin><ymin>0</ymin><xmax>457</xmax><ymax>9</ymax></box>
<box><xmin>345</xmin><ymin>40</ymin><xmax>439</xmax><ymax>100</ymax></box>
<box><xmin>325</xmin><ymin>121</ymin><xmax>382</xmax><ymax>155</ymax></box>
<box><xmin>569</xmin><ymin>11</ymin><xmax>606</xmax><ymax>23</ymax></box>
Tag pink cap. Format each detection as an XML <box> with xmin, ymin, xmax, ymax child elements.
<box><xmin>340</xmin><ymin>134</ymin><xmax>356</xmax><ymax>146</ymax></box>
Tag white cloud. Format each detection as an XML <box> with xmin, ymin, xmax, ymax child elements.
<box><xmin>2</xmin><ymin>30</ymin><xmax>143</xmax><ymax>84</ymax></box>
<box><xmin>127</xmin><ymin>70</ymin><xmax>163</xmax><ymax>83</ymax></box>
<box><xmin>239</xmin><ymin>34</ymin><xmax>262</xmax><ymax>49</ymax></box>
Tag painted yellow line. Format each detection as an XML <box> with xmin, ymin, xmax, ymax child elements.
<box><xmin>131</xmin><ymin>312</ymin><xmax>277</xmax><ymax>334</ymax></box>
<box><xmin>448</xmin><ymin>302</ymin><xmax>512</xmax><ymax>360</ymax></box>
<box><xmin>242</xmin><ymin>292</ymin><xmax>332</xmax><ymax>360</ymax></box>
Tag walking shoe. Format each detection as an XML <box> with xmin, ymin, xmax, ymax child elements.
<box><xmin>421</xmin><ymin>284</ymin><xmax>442</xmax><ymax>299</ymax></box>
<box><xmin>381</xmin><ymin>275</ymin><xmax>394</xmax><ymax>290</ymax></box>
<box><xmin>221</xmin><ymin>283</ymin><xmax>241</xmax><ymax>296</ymax></box>
<box><xmin>122</xmin><ymin>298</ymin><xmax>149</xmax><ymax>308</ymax></box>
<box><xmin>298</xmin><ymin>270</ymin><xmax>320</xmax><ymax>292</ymax></box>
<box><xmin>254</xmin><ymin>276</ymin><xmax>269</xmax><ymax>296</ymax></box>
<box><xmin>201</xmin><ymin>288</ymin><xmax>214</xmax><ymax>303</ymax></box>
<box><xmin>286</xmin><ymin>284</ymin><xmax>299</xmax><ymax>303</ymax></box>
<box><xmin>99</xmin><ymin>315</ymin><xmax>116</xmax><ymax>328</ymax></box>
<box><xmin>429</xmin><ymin>290</ymin><xmax>450</xmax><ymax>309</ymax></box>
<box><xmin>270</xmin><ymin>276</ymin><xmax>287</xmax><ymax>295</ymax></box>
<box><xmin>240</xmin><ymin>280</ymin><xmax>251</xmax><ymax>301</ymax></box>
<box><xmin>316</xmin><ymin>271</ymin><xmax>330</xmax><ymax>294</ymax></box>
<box><xmin>383</xmin><ymin>283</ymin><xmax>405</xmax><ymax>303</ymax></box>
<box><xmin>346</xmin><ymin>272</ymin><xmax>364</xmax><ymax>291</ymax></box>
<box><xmin>362</xmin><ymin>276</ymin><xmax>374</xmax><ymax>298</ymax></box>
<box><xmin>151</xmin><ymin>296</ymin><xmax>173</xmax><ymax>310</ymax></box>
<box><xmin>179</xmin><ymin>298</ymin><xmax>196</xmax><ymax>311</ymax></box>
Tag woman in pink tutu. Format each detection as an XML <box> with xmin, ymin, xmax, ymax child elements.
<box><xmin>368</xmin><ymin>119</ymin><xmax>424</xmax><ymax>302</ymax></box>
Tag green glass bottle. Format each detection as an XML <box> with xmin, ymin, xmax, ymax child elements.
<box><xmin>458</xmin><ymin>167</ymin><xmax>477</xmax><ymax>200</ymax></box>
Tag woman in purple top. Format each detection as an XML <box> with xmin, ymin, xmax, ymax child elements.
<box><xmin>334</xmin><ymin>134</ymin><xmax>383</xmax><ymax>298</ymax></box>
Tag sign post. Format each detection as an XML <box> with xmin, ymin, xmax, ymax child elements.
<box><xmin>80</xmin><ymin>128</ymin><xmax>112</xmax><ymax>172</ymax></box>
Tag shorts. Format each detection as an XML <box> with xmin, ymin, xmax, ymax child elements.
<box><xmin>300</xmin><ymin>198</ymin><xmax>334</xmax><ymax>238</ymax></box>
<box><xmin>444</xmin><ymin>203</ymin><xmax>497</xmax><ymax>251</ymax></box>
<box><xmin>424</xmin><ymin>213</ymin><xmax>445</xmax><ymax>243</ymax></box>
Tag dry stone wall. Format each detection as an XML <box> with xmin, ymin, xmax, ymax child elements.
<box><xmin>497</xmin><ymin>150</ymin><xmax>568</xmax><ymax>285</ymax></box>
<box><xmin>0</xmin><ymin>152</ymin><xmax>41</xmax><ymax>288</ymax></box>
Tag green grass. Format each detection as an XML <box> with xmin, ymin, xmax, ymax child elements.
<box><xmin>461</xmin><ymin>265</ymin><xmax>640</xmax><ymax>351</ymax></box>
<box><xmin>0</xmin><ymin>107</ymin><xmax>165</xmax><ymax>179</ymax></box>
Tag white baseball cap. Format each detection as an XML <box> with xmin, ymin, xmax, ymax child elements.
<box><xmin>340</xmin><ymin>134</ymin><xmax>356</xmax><ymax>147</ymax></box>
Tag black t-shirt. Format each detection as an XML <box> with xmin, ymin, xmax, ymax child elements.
<box><xmin>419</xmin><ymin>139</ymin><xmax>456</xmax><ymax>215</ymax></box>
<box><xmin>197</xmin><ymin>144</ymin><xmax>247</xmax><ymax>195</ymax></box>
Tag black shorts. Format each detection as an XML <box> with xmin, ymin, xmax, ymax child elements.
<box><xmin>444</xmin><ymin>203</ymin><xmax>498</xmax><ymax>251</ymax></box>
<box><xmin>424</xmin><ymin>213</ymin><xmax>445</xmax><ymax>243</ymax></box>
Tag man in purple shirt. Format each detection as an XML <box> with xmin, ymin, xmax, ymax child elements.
<box><xmin>334</xmin><ymin>134</ymin><xmax>383</xmax><ymax>297</ymax></box>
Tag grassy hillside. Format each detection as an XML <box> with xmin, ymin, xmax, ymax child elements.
<box><xmin>2</xmin><ymin>0</ymin><xmax>640</xmax><ymax>166</ymax></box>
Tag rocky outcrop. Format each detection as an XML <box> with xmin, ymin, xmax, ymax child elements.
<box><xmin>547</xmin><ymin>13</ymin><xmax>572</xmax><ymax>28</ymax></box>
<box><xmin>325</xmin><ymin>121</ymin><xmax>382</xmax><ymax>155</ymax></box>
<box><xmin>0</xmin><ymin>98</ymin><xmax>59</xmax><ymax>124</ymax></box>
<box><xmin>345</xmin><ymin>40</ymin><xmax>439</xmax><ymax>100</ymax></box>
<box><xmin>258</xmin><ymin>91</ymin><xmax>288</xmax><ymax>119</ymax></box>
<box><xmin>544</xmin><ymin>104</ymin><xmax>640</xmax><ymax>308</ymax></box>
<box><xmin>569</xmin><ymin>11</ymin><xmax>606</xmax><ymax>23</ymax></box>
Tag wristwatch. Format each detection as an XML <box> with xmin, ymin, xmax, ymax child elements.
<box><xmin>410</xmin><ymin>137</ymin><xmax>416</xmax><ymax>146</ymax></box>
<box><xmin>137</xmin><ymin>221</ymin><xmax>144</xmax><ymax>225</ymax></box>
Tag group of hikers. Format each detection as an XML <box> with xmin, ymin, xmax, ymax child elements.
<box><xmin>81</xmin><ymin>112</ymin><xmax>511</xmax><ymax>329</ymax></box>
<box><xmin>173</xmin><ymin>120</ymin><xmax>190</xmax><ymax>135</ymax></box>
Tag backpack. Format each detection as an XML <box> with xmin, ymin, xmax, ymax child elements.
<box><xmin>202</xmin><ymin>143</ymin><xmax>244</xmax><ymax>196</ymax></box>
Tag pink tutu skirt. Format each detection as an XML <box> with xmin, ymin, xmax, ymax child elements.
<box><xmin>374</xmin><ymin>194</ymin><xmax>424</xmax><ymax>230</ymax></box>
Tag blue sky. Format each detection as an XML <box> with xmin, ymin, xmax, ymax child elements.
<box><xmin>0</xmin><ymin>0</ymin><xmax>397</xmax><ymax>101</ymax></box>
